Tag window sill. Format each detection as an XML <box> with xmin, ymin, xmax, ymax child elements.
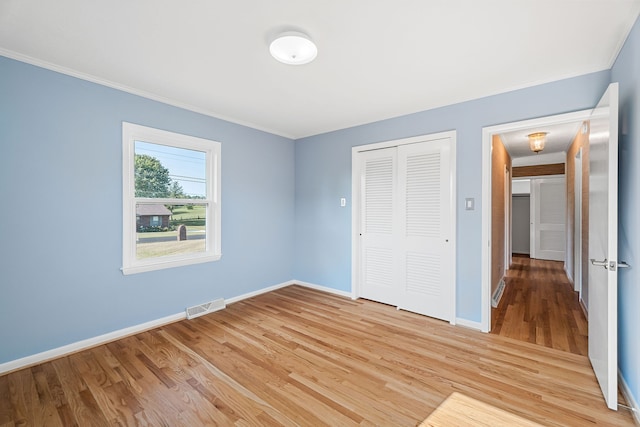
<box><xmin>121</xmin><ymin>253</ymin><xmax>222</xmax><ymax>275</ymax></box>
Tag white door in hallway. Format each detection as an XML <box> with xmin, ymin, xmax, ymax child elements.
<box><xmin>531</xmin><ymin>177</ymin><xmax>566</xmax><ymax>261</ymax></box>
<box><xmin>588</xmin><ymin>83</ymin><xmax>619</xmax><ymax>410</ymax></box>
<box><xmin>358</xmin><ymin>137</ymin><xmax>453</xmax><ymax>322</ymax></box>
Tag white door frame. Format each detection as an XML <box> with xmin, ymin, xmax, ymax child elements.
<box><xmin>574</xmin><ymin>147</ymin><xmax>583</xmax><ymax>295</ymax></box>
<box><xmin>352</xmin><ymin>130</ymin><xmax>457</xmax><ymax>323</ymax></box>
<box><xmin>481</xmin><ymin>110</ymin><xmax>591</xmax><ymax>332</ymax></box>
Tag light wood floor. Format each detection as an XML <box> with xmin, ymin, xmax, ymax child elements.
<box><xmin>1</xmin><ymin>285</ymin><xmax>633</xmax><ymax>426</ymax></box>
<box><xmin>491</xmin><ymin>255</ymin><xmax>589</xmax><ymax>356</ymax></box>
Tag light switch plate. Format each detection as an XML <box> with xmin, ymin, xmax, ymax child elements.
<box><xmin>465</xmin><ymin>198</ymin><xmax>475</xmax><ymax>210</ymax></box>
<box><xmin>340</xmin><ymin>197</ymin><xmax>346</xmax><ymax>207</ymax></box>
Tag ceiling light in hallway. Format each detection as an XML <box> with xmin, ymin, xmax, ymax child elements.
<box><xmin>528</xmin><ymin>132</ymin><xmax>547</xmax><ymax>153</ymax></box>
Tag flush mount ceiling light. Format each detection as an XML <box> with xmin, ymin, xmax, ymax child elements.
<box><xmin>528</xmin><ymin>132</ymin><xmax>548</xmax><ymax>153</ymax></box>
<box><xmin>269</xmin><ymin>31</ymin><xmax>317</xmax><ymax>65</ymax></box>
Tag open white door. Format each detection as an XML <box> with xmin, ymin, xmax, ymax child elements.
<box><xmin>588</xmin><ymin>82</ymin><xmax>619</xmax><ymax>410</ymax></box>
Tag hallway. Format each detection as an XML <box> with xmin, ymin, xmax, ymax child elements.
<box><xmin>491</xmin><ymin>255</ymin><xmax>588</xmax><ymax>356</ymax></box>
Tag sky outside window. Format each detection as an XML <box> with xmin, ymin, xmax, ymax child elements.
<box><xmin>135</xmin><ymin>141</ymin><xmax>206</xmax><ymax>198</ymax></box>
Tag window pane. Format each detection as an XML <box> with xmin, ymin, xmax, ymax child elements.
<box><xmin>134</xmin><ymin>141</ymin><xmax>206</xmax><ymax>198</ymax></box>
<box><xmin>136</xmin><ymin>203</ymin><xmax>207</xmax><ymax>260</ymax></box>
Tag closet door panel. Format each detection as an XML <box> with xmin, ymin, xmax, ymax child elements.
<box><xmin>397</xmin><ymin>140</ymin><xmax>452</xmax><ymax>321</ymax></box>
<box><xmin>359</xmin><ymin>148</ymin><xmax>399</xmax><ymax>305</ymax></box>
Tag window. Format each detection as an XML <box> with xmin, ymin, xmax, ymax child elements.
<box><xmin>122</xmin><ymin>122</ymin><xmax>221</xmax><ymax>275</ymax></box>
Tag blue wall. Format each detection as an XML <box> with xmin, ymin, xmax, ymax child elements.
<box><xmin>0</xmin><ymin>56</ymin><xmax>295</xmax><ymax>364</ymax></box>
<box><xmin>613</xmin><ymin>15</ymin><xmax>640</xmax><ymax>412</ymax></box>
<box><xmin>294</xmin><ymin>71</ymin><xmax>611</xmax><ymax>323</ymax></box>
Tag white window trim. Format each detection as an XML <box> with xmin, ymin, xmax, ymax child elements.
<box><xmin>122</xmin><ymin>122</ymin><xmax>221</xmax><ymax>275</ymax></box>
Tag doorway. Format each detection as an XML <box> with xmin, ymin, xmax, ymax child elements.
<box><xmin>511</xmin><ymin>191</ymin><xmax>530</xmax><ymax>256</ymax></box>
<box><xmin>482</xmin><ymin>84</ymin><xmax>620</xmax><ymax>410</ymax></box>
<box><xmin>480</xmin><ymin>109</ymin><xmax>592</xmax><ymax>333</ymax></box>
<box><xmin>493</xmin><ymin>167</ymin><xmax>585</xmax><ymax>352</ymax></box>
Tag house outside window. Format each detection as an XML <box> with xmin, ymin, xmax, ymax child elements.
<box><xmin>136</xmin><ymin>205</ymin><xmax>171</xmax><ymax>229</ymax></box>
<box><xmin>122</xmin><ymin>122</ymin><xmax>221</xmax><ymax>274</ymax></box>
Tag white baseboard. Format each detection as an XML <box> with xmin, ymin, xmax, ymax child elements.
<box><xmin>564</xmin><ymin>265</ymin><xmax>574</xmax><ymax>285</ymax></box>
<box><xmin>455</xmin><ymin>318</ymin><xmax>483</xmax><ymax>331</ymax></box>
<box><xmin>225</xmin><ymin>280</ymin><xmax>294</xmax><ymax>305</ymax></box>
<box><xmin>0</xmin><ymin>312</ymin><xmax>186</xmax><ymax>375</ymax></box>
<box><xmin>579</xmin><ymin>298</ymin><xmax>588</xmax><ymax>320</ymax></box>
<box><xmin>0</xmin><ymin>279</ymin><xmax>357</xmax><ymax>375</ymax></box>
<box><xmin>0</xmin><ymin>279</ymin><xmax>485</xmax><ymax>374</ymax></box>
<box><xmin>0</xmin><ymin>279</ymin><xmax>301</xmax><ymax>375</ymax></box>
<box><xmin>294</xmin><ymin>280</ymin><xmax>354</xmax><ymax>299</ymax></box>
<box><xmin>619</xmin><ymin>370</ymin><xmax>640</xmax><ymax>424</ymax></box>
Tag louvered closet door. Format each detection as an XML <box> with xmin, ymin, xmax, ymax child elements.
<box><xmin>359</xmin><ymin>148</ymin><xmax>400</xmax><ymax>305</ymax></box>
<box><xmin>359</xmin><ymin>138</ymin><xmax>452</xmax><ymax>321</ymax></box>
<box><xmin>397</xmin><ymin>140</ymin><xmax>451</xmax><ymax>320</ymax></box>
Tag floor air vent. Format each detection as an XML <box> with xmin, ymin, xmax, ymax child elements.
<box><xmin>491</xmin><ymin>279</ymin><xmax>506</xmax><ymax>308</ymax></box>
<box><xmin>186</xmin><ymin>298</ymin><xmax>226</xmax><ymax>320</ymax></box>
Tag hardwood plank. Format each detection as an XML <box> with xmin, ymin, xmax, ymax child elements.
<box><xmin>1</xmin><ymin>285</ymin><xmax>632</xmax><ymax>426</ymax></box>
<box><xmin>30</xmin><ymin>365</ymin><xmax>65</xmax><ymax>427</ymax></box>
<box><xmin>0</xmin><ymin>371</ymin><xmax>14</xmax><ymax>426</ymax></box>
<box><xmin>421</xmin><ymin>392</ymin><xmax>544</xmax><ymax>426</ymax></box>
<box><xmin>158</xmin><ymin>327</ymin><xmax>298</xmax><ymax>426</ymax></box>
<box><xmin>15</xmin><ymin>366</ymin><xmax>66</xmax><ymax>426</ymax></box>
<box><xmin>492</xmin><ymin>256</ymin><xmax>589</xmax><ymax>356</ymax></box>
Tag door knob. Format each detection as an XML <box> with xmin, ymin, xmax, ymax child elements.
<box><xmin>590</xmin><ymin>259</ymin><xmax>631</xmax><ymax>270</ymax></box>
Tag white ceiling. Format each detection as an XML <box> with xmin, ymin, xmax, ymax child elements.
<box><xmin>501</xmin><ymin>121</ymin><xmax>583</xmax><ymax>160</ymax></box>
<box><xmin>1</xmin><ymin>1</ymin><xmax>639</xmax><ymax>139</ymax></box>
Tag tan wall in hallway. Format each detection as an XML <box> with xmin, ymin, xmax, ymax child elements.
<box><xmin>491</xmin><ymin>135</ymin><xmax>511</xmax><ymax>296</ymax></box>
<box><xmin>565</xmin><ymin>121</ymin><xmax>590</xmax><ymax>308</ymax></box>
